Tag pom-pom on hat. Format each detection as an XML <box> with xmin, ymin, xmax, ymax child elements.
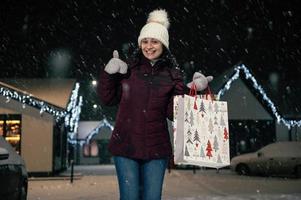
<box><xmin>138</xmin><ymin>9</ymin><xmax>170</xmax><ymax>49</ymax></box>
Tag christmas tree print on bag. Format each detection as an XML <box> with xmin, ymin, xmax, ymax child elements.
<box><xmin>173</xmin><ymin>93</ymin><xmax>230</xmax><ymax>169</ymax></box>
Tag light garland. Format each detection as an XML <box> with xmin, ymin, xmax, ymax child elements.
<box><xmin>68</xmin><ymin>118</ymin><xmax>114</xmax><ymax>145</ymax></box>
<box><xmin>85</xmin><ymin>118</ymin><xmax>113</xmax><ymax>143</ymax></box>
<box><xmin>0</xmin><ymin>86</ymin><xmax>66</xmax><ymax>119</ymax></box>
<box><xmin>0</xmin><ymin>82</ymin><xmax>83</xmax><ymax>135</ymax></box>
<box><xmin>217</xmin><ymin>64</ymin><xmax>301</xmax><ymax>129</ymax></box>
<box><xmin>64</xmin><ymin>83</ymin><xmax>83</xmax><ymax>139</ymax></box>
<box><xmin>66</xmin><ymin>96</ymin><xmax>83</xmax><ymax>140</ymax></box>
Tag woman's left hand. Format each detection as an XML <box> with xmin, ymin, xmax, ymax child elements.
<box><xmin>187</xmin><ymin>72</ymin><xmax>213</xmax><ymax>91</ymax></box>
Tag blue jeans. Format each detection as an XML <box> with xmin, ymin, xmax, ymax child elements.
<box><xmin>113</xmin><ymin>156</ymin><xmax>168</xmax><ymax>200</ymax></box>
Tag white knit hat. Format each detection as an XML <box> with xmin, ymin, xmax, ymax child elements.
<box><xmin>138</xmin><ymin>9</ymin><xmax>170</xmax><ymax>49</ymax></box>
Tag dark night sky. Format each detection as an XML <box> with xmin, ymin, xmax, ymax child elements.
<box><xmin>1</xmin><ymin>0</ymin><xmax>301</xmax><ymax>120</ymax></box>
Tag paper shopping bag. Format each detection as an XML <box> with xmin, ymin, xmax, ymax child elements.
<box><xmin>173</xmin><ymin>94</ymin><xmax>230</xmax><ymax>169</ymax></box>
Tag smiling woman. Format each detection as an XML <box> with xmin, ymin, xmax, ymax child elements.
<box><xmin>97</xmin><ymin>9</ymin><xmax>212</xmax><ymax>200</ymax></box>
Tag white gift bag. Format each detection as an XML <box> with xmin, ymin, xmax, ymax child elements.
<box><xmin>173</xmin><ymin>91</ymin><xmax>230</xmax><ymax>169</ymax></box>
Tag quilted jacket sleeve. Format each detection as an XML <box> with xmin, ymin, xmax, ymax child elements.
<box><xmin>97</xmin><ymin>70</ymin><xmax>122</xmax><ymax>106</ymax></box>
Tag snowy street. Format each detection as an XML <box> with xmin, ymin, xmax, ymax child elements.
<box><xmin>27</xmin><ymin>165</ymin><xmax>301</xmax><ymax>200</ymax></box>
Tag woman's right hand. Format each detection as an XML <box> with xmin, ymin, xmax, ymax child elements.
<box><xmin>104</xmin><ymin>50</ymin><xmax>128</xmax><ymax>74</ymax></box>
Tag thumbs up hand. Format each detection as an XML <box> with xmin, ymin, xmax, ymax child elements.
<box><xmin>104</xmin><ymin>50</ymin><xmax>128</xmax><ymax>74</ymax></box>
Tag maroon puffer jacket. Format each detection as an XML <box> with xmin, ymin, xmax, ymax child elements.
<box><xmin>98</xmin><ymin>56</ymin><xmax>185</xmax><ymax>160</ymax></box>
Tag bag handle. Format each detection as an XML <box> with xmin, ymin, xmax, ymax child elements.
<box><xmin>203</xmin><ymin>86</ymin><xmax>215</xmax><ymax>101</ymax></box>
<box><xmin>189</xmin><ymin>83</ymin><xmax>197</xmax><ymax>97</ymax></box>
<box><xmin>189</xmin><ymin>83</ymin><xmax>199</xmax><ymax>110</ymax></box>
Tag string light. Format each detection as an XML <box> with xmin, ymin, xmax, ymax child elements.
<box><xmin>64</xmin><ymin>83</ymin><xmax>83</xmax><ymax>139</ymax></box>
<box><xmin>0</xmin><ymin>86</ymin><xmax>66</xmax><ymax>119</ymax></box>
<box><xmin>0</xmin><ymin>82</ymin><xmax>83</xmax><ymax>136</ymax></box>
<box><xmin>67</xmin><ymin>96</ymin><xmax>83</xmax><ymax>140</ymax></box>
<box><xmin>68</xmin><ymin>118</ymin><xmax>113</xmax><ymax>145</ymax></box>
<box><xmin>217</xmin><ymin>64</ymin><xmax>301</xmax><ymax>129</ymax></box>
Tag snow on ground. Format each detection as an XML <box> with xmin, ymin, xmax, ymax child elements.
<box><xmin>28</xmin><ymin>165</ymin><xmax>301</xmax><ymax>200</ymax></box>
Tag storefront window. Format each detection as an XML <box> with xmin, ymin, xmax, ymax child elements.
<box><xmin>83</xmin><ymin>140</ymin><xmax>99</xmax><ymax>157</ymax></box>
<box><xmin>0</xmin><ymin>115</ymin><xmax>22</xmax><ymax>154</ymax></box>
<box><xmin>0</xmin><ymin>120</ymin><xmax>4</xmax><ymax>136</ymax></box>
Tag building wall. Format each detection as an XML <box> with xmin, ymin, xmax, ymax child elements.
<box><xmin>295</xmin><ymin>127</ymin><xmax>301</xmax><ymax>141</ymax></box>
<box><xmin>22</xmin><ymin>112</ymin><xmax>53</xmax><ymax>173</ymax></box>
<box><xmin>276</xmin><ymin>123</ymin><xmax>290</xmax><ymax>141</ymax></box>
<box><xmin>0</xmin><ymin>96</ymin><xmax>54</xmax><ymax>173</ymax></box>
<box><xmin>220</xmin><ymin>78</ymin><xmax>273</xmax><ymax>120</ymax></box>
<box><xmin>276</xmin><ymin>123</ymin><xmax>301</xmax><ymax>142</ymax></box>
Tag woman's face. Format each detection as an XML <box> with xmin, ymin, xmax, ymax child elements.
<box><xmin>140</xmin><ymin>38</ymin><xmax>163</xmax><ymax>61</ymax></box>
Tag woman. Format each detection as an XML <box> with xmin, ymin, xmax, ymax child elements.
<box><xmin>98</xmin><ymin>9</ymin><xmax>212</xmax><ymax>200</ymax></box>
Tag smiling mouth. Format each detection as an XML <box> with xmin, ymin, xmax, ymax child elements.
<box><xmin>145</xmin><ymin>50</ymin><xmax>156</xmax><ymax>55</ymax></box>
